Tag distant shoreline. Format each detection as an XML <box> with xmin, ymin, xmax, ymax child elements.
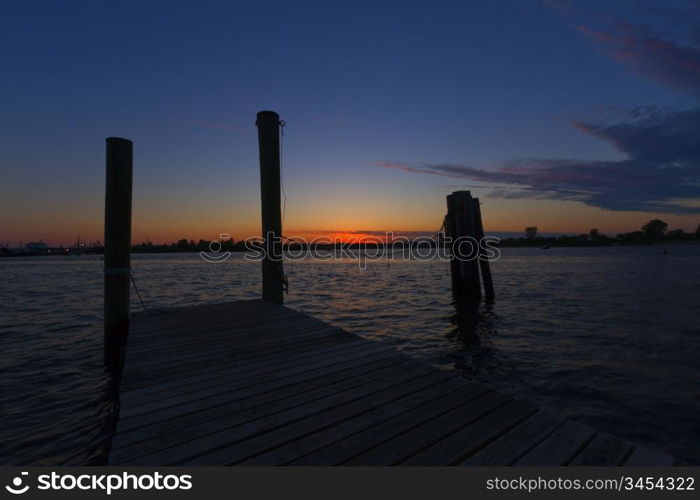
<box><xmin>2</xmin><ymin>238</ymin><xmax>699</xmax><ymax>258</ymax></box>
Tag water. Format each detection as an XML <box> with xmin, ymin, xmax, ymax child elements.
<box><xmin>1</xmin><ymin>245</ymin><xmax>699</xmax><ymax>464</ymax></box>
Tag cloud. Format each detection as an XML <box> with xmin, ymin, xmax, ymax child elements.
<box><xmin>545</xmin><ymin>0</ymin><xmax>700</xmax><ymax>97</ymax></box>
<box><xmin>377</xmin><ymin>107</ymin><xmax>700</xmax><ymax>213</ymax></box>
<box><xmin>376</xmin><ymin>4</ymin><xmax>700</xmax><ymax>214</ymax></box>
<box><xmin>577</xmin><ymin>22</ymin><xmax>700</xmax><ymax>96</ymax></box>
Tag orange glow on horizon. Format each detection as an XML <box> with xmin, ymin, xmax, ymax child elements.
<box><xmin>286</xmin><ymin>231</ymin><xmax>398</xmax><ymax>244</ymax></box>
<box><xmin>3</xmin><ymin>195</ymin><xmax>699</xmax><ymax>247</ymax></box>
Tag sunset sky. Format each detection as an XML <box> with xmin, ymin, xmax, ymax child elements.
<box><xmin>2</xmin><ymin>0</ymin><xmax>699</xmax><ymax>246</ymax></box>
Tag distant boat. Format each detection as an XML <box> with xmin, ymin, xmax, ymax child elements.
<box><xmin>541</xmin><ymin>245</ymin><xmax>551</xmax><ymax>250</ymax></box>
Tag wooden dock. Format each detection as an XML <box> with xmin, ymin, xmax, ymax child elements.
<box><xmin>109</xmin><ymin>299</ymin><xmax>674</xmax><ymax>466</ymax></box>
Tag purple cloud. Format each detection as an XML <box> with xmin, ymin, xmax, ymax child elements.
<box><xmin>377</xmin><ymin>107</ymin><xmax>700</xmax><ymax>213</ymax></box>
<box><xmin>578</xmin><ymin>22</ymin><xmax>700</xmax><ymax>96</ymax></box>
<box><xmin>376</xmin><ymin>5</ymin><xmax>700</xmax><ymax>214</ymax></box>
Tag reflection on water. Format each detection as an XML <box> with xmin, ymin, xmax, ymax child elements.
<box><xmin>1</xmin><ymin>245</ymin><xmax>699</xmax><ymax>464</ymax></box>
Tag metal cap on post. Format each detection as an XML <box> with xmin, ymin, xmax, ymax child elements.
<box><xmin>104</xmin><ymin>137</ymin><xmax>133</xmax><ymax>370</ymax></box>
<box><xmin>256</xmin><ymin>111</ymin><xmax>284</xmax><ymax>304</ymax></box>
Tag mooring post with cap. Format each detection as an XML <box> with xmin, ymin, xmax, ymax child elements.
<box><xmin>104</xmin><ymin>137</ymin><xmax>133</xmax><ymax>370</ymax></box>
<box><xmin>256</xmin><ymin>111</ymin><xmax>285</xmax><ymax>304</ymax></box>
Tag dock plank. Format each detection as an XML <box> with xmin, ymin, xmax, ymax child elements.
<box><xmin>116</xmin><ymin>343</ymin><xmax>397</xmax><ymax>433</ymax></box>
<box><xmin>111</xmin><ymin>357</ymin><xmax>418</xmax><ymax>464</ymax></box>
<box><xmin>125</xmin><ymin>366</ymin><xmax>444</xmax><ymax>465</ymax></box>
<box><xmin>180</xmin><ymin>371</ymin><xmax>461</xmax><ymax>466</ymax></box>
<box><xmin>460</xmin><ymin>411</ymin><xmax>565</xmax><ymax>465</ymax></box>
<box><xmin>344</xmin><ymin>391</ymin><xmax>511</xmax><ymax>465</ymax></box>
<box><xmin>119</xmin><ymin>340</ymin><xmax>392</xmax><ymax>402</ymax></box>
<box><xmin>123</xmin><ymin>326</ymin><xmax>349</xmax><ymax>371</ymax></box>
<box><xmin>402</xmin><ymin>399</ymin><xmax>538</xmax><ymax>465</ymax></box>
<box><xmin>289</xmin><ymin>382</ymin><xmax>492</xmax><ymax>465</ymax></box>
<box><xmin>240</xmin><ymin>378</ymin><xmax>482</xmax><ymax>465</ymax></box>
<box><xmin>514</xmin><ymin>420</ymin><xmax>597</xmax><ymax>466</ymax></box>
<box><xmin>119</xmin><ymin>349</ymin><xmax>408</xmax><ymax>420</ymax></box>
<box><xmin>120</xmin><ymin>346</ymin><xmax>401</xmax><ymax>408</ymax></box>
<box><xmin>569</xmin><ymin>433</ymin><xmax>634</xmax><ymax>466</ymax></box>
<box><xmin>120</xmin><ymin>338</ymin><xmax>384</xmax><ymax>392</ymax></box>
<box><xmin>112</xmin><ymin>350</ymin><xmax>407</xmax><ymax>451</ymax></box>
<box><xmin>109</xmin><ymin>299</ymin><xmax>673</xmax><ymax>466</ymax></box>
<box><xmin>127</xmin><ymin>314</ymin><xmax>330</xmax><ymax>352</ymax></box>
<box><xmin>624</xmin><ymin>446</ymin><xmax>676</xmax><ymax>466</ymax></box>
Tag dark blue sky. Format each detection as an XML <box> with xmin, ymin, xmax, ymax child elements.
<box><xmin>2</xmin><ymin>0</ymin><xmax>699</xmax><ymax>244</ymax></box>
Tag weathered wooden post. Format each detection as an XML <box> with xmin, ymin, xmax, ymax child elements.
<box><xmin>446</xmin><ymin>191</ymin><xmax>481</xmax><ymax>302</ymax></box>
<box><xmin>472</xmin><ymin>198</ymin><xmax>495</xmax><ymax>301</ymax></box>
<box><xmin>460</xmin><ymin>191</ymin><xmax>482</xmax><ymax>302</ymax></box>
<box><xmin>256</xmin><ymin>111</ymin><xmax>284</xmax><ymax>304</ymax></box>
<box><xmin>104</xmin><ymin>137</ymin><xmax>133</xmax><ymax>370</ymax></box>
<box><xmin>445</xmin><ymin>194</ymin><xmax>462</xmax><ymax>298</ymax></box>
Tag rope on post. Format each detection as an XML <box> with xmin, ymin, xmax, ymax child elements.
<box><xmin>280</xmin><ymin>120</ymin><xmax>289</xmax><ymax>295</ymax></box>
<box><xmin>129</xmin><ymin>272</ymin><xmax>148</xmax><ymax>310</ymax></box>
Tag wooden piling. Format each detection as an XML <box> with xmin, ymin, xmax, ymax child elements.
<box><xmin>472</xmin><ymin>198</ymin><xmax>495</xmax><ymax>301</ymax></box>
<box><xmin>445</xmin><ymin>194</ymin><xmax>461</xmax><ymax>298</ymax></box>
<box><xmin>446</xmin><ymin>191</ymin><xmax>481</xmax><ymax>302</ymax></box>
<box><xmin>256</xmin><ymin>111</ymin><xmax>284</xmax><ymax>304</ymax></box>
<box><xmin>460</xmin><ymin>191</ymin><xmax>482</xmax><ymax>302</ymax></box>
<box><xmin>104</xmin><ymin>137</ymin><xmax>133</xmax><ymax>369</ymax></box>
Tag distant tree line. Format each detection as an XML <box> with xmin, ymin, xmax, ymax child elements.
<box><xmin>132</xmin><ymin>238</ymin><xmax>249</xmax><ymax>253</ymax></box>
<box><xmin>500</xmin><ymin>220</ymin><xmax>700</xmax><ymax>247</ymax></box>
<box><xmin>129</xmin><ymin>220</ymin><xmax>700</xmax><ymax>253</ymax></box>
<box><xmin>4</xmin><ymin>220</ymin><xmax>699</xmax><ymax>258</ymax></box>
<box><xmin>131</xmin><ymin>238</ymin><xmax>443</xmax><ymax>253</ymax></box>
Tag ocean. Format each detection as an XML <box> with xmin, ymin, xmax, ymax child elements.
<box><xmin>1</xmin><ymin>245</ymin><xmax>698</xmax><ymax>464</ymax></box>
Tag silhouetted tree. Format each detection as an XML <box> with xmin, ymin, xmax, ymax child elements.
<box><xmin>642</xmin><ymin>219</ymin><xmax>668</xmax><ymax>239</ymax></box>
<box><xmin>525</xmin><ymin>226</ymin><xmax>538</xmax><ymax>240</ymax></box>
<box><xmin>617</xmin><ymin>230</ymin><xmax>647</xmax><ymax>244</ymax></box>
<box><xmin>666</xmin><ymin>229</ymin><xmax>686</xmax><ymax>240</ymax></box>
<box><xmin>590</xmin><ymin>228</ymin><xmax>599</xmax><ymax>241</ymax></box>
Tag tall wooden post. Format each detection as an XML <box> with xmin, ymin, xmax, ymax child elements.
<box><xmin>447</xmin><ymin>191</ymin><xmax>481</xmax><ymax>302</ymax></box>
<box><xmin>256</xmin><ymin>111</ymin><xmax>284</xmax><ymax>304</ymax></box>
<box><xmin>104</xmin><ymin>137</ymin><xmax>133</xmax><ymax>370</ymax></box>
<box><xmin>445</xmin><ymin>194</ymin><xmax>462</xmax><ymax>298</ymax></box>
<box><xmin>459</xmin><ymin>191</ymin><xmax>482</xmax><ymax>302</ymax></box>
<box><xmin>472</xmin><ymin>198</ymin><xmax>495</xmax><ymax>301</ymax></box>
